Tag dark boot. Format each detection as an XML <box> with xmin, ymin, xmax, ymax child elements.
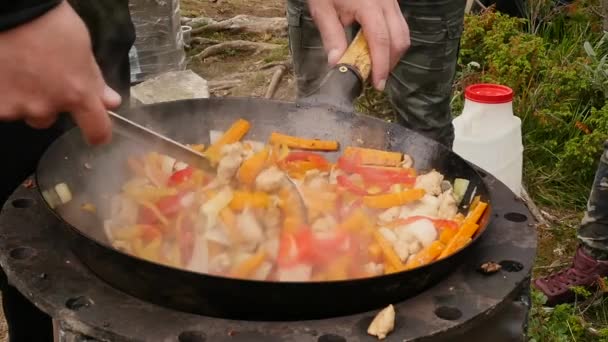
<box><xmin>533</xmin><ymin>246</ymin><xmax>608</xmax><ymax>306</ymax></box>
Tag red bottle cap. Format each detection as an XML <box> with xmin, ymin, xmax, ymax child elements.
<box><xmin>465</xmin><ymin>84</ymin><xmax>514</xmax><ymax>104</ymax></box>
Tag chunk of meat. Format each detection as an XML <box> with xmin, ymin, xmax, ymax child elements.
<box><xmin>363</xmin><ymin>262</ymin><xmax>385</xmax><ymax>276</ymax></box>
<box><xmin>400</xmin><ymin>194</ymin><xmax>440</xmax><ymax>218</ymax></box>
<box><xmin>367</xmin><ymin>304</ymin><xmax>396</xmax><ymax>340</ymax></box>
<box><xmin>378</xmin><ymin>207</ymin><xmax>400</xmax><ymax>224</ymax></box>
<box><xmin>236</xmin><ymin>209</ymin><xmax>265</xmax><ymax>252</ymax></box>
<box><xmin>262</xmin><ymin>198</ymin><xmax>282</xmax><ymax>230</ymax></box>
<box><xmin>311</xmin><ymin>215</ymin><xmax>338</xmax><ymax>233</ymax></box>
<box><xmin>437</xmin><ymin>189</ymin><xmax>458</xmax><ymax>219</ymax></box>
<box><xmin>401</xmin><ymin>154</ymin><xmax>413</xmax><ymax>168</ymax></box>
<box><xmin>415</xmin><ymin>170</ymin><xmax>444</xmax><ymax>196</ymax></box>
<box><xmin>408</xmin><ymin>240</ymin><xmax>422</xmax><ymax>254</ymax></box>
<box><xmin>392</xmin><ymin>239</ymin><xmax>410</xmax><ymax>262</ymax></box>
<box><xmin>403</xmin><ymin>219</ymin><xmax>437</xmax><ymax>247</ymax></box>
<box><xmin>277</xmin><ymin>264</ymin><xmax>313</xmax><ymax>281</ymax></box>
<box><xmin>217</xmin><ymin>143</ymin><xmax>244</xmax><ymax>182</ymax></box>
<box><xmin>260</xmin><ymin>237</ymin><xmax>280</xmax><ymax>261</ymax></box>
<box><xmin>378</xmin><ymin>227</ymin><xmax>398</xmax><ymax>244</ymax></box>
<box><xmin>252</xmin><ymin>261</ymin><xmax>273</xmax><ymax>280</ymax></box>
<box><xmin>209</xmin><ymin>253</ymin><xmax>231</xmax><ymax>273</ymax></box>
<box><xmin>255</xmin><ymin>166</ymin><xmax>285</xmax><ymax>193</ymax></box>
<box><xmin>303</xmin><ymin>169</ymin><xmax>329</xmax><ymax>189</ymax></box>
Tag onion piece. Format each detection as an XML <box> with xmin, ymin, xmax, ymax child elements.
<box><xmin>55</xmin><ymin>183</ymin><xmax>72</xmax><ymax>204</ymax></box>
<box><xmin>201</xmin><ymin>187</ymin><xmax>233</xmax><ymax>229</ymax></box>
<box><xmin>174</xmin><ymin>161</ymin><xmax>189</xmax><ymax>172</ymax></box>
<box><xmin>209</xmin><ymin>130</ymin><xmax>223</xmax><ymax>145</ymax></box>
<box><xmin>186</xmin><ymin>234</ymin><xmax>209</xmax><ymax>273</ymax></box>
<box><xmin>160</xmin><ymin>155</ymin><xmax>176</xmax><ymax>175</ymax></box>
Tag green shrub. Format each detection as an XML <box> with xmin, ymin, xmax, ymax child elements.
<box><xmin>454</xmin><ymin>7</ymin><xmax>607</xmax><ymax>208</ymax></box>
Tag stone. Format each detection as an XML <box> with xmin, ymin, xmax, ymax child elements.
<box><xmin>130</xmin><ymin>70</ymin><xmax>210</xmax><ymax>106</ymax></box>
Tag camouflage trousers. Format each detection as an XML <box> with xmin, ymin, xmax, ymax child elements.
<box><xmin>580</xmin><ymin>140</ymin><xmax>608</xmax><ymax>258</ymax></box>
<box><xmin>286</xmin><ymin>0</ymin><xmax>466</xmax><ymax>147</ymax></box>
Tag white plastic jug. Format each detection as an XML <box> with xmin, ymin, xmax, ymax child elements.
<box><xmin>452</xmin><ymin>84</ymin><xmax>523</xmax><ymax>195</ymax></box>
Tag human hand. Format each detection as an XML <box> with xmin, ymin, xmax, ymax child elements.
<box><xmin>0</xmin><ymin>0</ymin><xmax>121</xmax><ymax>145</ymax></box>
<box><xmin>307</xmin><ymin>0</ymin><xmax>410</xmax><ymax>91</ymax></box>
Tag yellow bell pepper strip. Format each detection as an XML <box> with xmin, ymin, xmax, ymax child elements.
<box><xmin>438</xmin><ymin>222</ymin><xmax>480</xmax><ymax>259</ymax></box>
<box><xmin>112</xmin><ymin>225</ymin><xmax>143</xmax><ymax>241</ymax></box>
<box><xmin>439</xmin><ymin>228</ymin><xmax>457</xmax><ymax>245</ymax></box>
<box><xmin>405</xmin><ymin>241</ymin><xmax>445</xmax><ymax>270</ymax></box>
<box><xmin>231</xmin><ymin>250</ymin><xmax>267</xmax><ymax>278</ymax></box>
<box><xmin>363</xmin><ymin>189</ymin><xmax>425</xmax><ymax>209</ymax></box>
<box><xmin>123</xmin><ymin>183</ymin><xmax>178</xmax><ymax>203</ymax></box>
<box><xmin>269</xmin><ymin>132</ymin><xmax>339</xmax><ymax>151</ymax></box>
<box><xmin>368</xmin><ymin>243</ymin><xmax>382</xmax><ymax>261</ymax></box>
<box><xmin>205</xmin><ymin>119</ymin><xmax>251</xmax><ymax>164</ymax></box>
<box><xmin>339</xmin><ymin>209</ymin><xmax>374</xmax><ymax>233</ymax></box>
<box><xmin>229</xmin><ymin>191</ymin><xmax>270</xmax><ymax>211</ymax></box>
<box><xmin>438</xmin><ymin>202</ymin><xmax>488</xmax><ymax>259</ymax></box>
<box><xmin>237</xmin><ymin>147</ymin><xmax>270</xmax><ymax>186</ymax></box>
<box><xmin>372</xmin><ymin>230</ymin><xmax>404</xmax><ymax>271</ymax></box>
<box><xmin>325</xmin><ymin>255</ymin><xmax>351</xmax><ymax>281</ymax></box>
<box><xmin>466</xmin><ymin>201</ymin><xmax>489</xmax><ymax>224</ymax></box>
<box><xmin>344</xmin><ymin>146</ymin><xmax>403</xmax><ymax>166</ymax></box>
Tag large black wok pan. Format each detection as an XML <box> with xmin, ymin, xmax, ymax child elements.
<box><xmin>35</xmin><ymin>33</ymin><xmax>491</xmax><ymax>320</ymax></box>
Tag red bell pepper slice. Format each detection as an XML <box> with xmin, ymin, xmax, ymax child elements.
<box><xmin>156</xmin><ymin>195</ymin><xmax>182</xmax><ymax>217</ymax></box>
<box><xmin>140</xmin><ymin>225</ymin><xmax>162</xmax><ymax>242</ymax></box>
<box><xmin>357</xmin><ymin>166</ymin><xmax>415</xmax><ymax>185</ymax></box>
<box><xmin>284</xmin><ymin>152</ymin><xmax>330</xmax><ymax>170</ymax></box>
<box><xmin>138</xmin><ymin>207</ymin><xmax>158</xmax><ymax>225</ymax></box>
<box><xmin>168</xmin><ymin>167</ymin><xmax>194</xmax><ymax>186</ymax></box>
<box><xmin>277</xmin><ymin>232</ymin><xmax>300</xmax><ymax>267</ymax></box>
<box><xmin>178</xmin><ymin>217</ymin><xmax>195</xmax><ymax>264</ymax></box>
<box><xmin>278</xmin><ymin>227</ymin><xmax>351</xmax><ymax>267</ymax></box>
<box><xmin>337</xmin><ymin>154</ymin><xmax>414</xmax><ymax>186</ymax></box>
<box><xmin>337</xmin><ymin>175</ymin><xmax>368</xmax><ymax>196</ymax></box>
<box><xmin>336</xmin><ymin>154</ymin><xmax>362</xmax><ymax>174</ymax></box>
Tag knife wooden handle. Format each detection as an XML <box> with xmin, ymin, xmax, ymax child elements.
<box><xmin>337</xmin><ymin>31</ymin><xmax>372</xmax><ymax>81</ymax></box>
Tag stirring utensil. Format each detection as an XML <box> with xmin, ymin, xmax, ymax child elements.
<box><xmin>108</xmin><ymin>111</ymin><xmax>309</xmax><ymax>222</ymax></box>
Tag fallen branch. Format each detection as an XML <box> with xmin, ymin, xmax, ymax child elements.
<box><xmin>208</xmin><ymin>79</ymin><xmax>243</xmax><ymax>91</ymax></box>
<box><xmin>521</xmin><ymin>187</ymin><xmax>548</xmax><ymax>227</ymax></box>
<box><xmin>194</xmin><ymin>40</ymin><xmax>281</xmax><ymax>60</ymax></box>
<box><xmin>260</xmin><ymin>59</ymin><xmax>293</xmax><ymax>71</ymax></box>
<box><xmin>264</xmin><ymin>65</ymin><xmax>287</xmax><ymax>99</ymax></box>
<box><xmin>191</xmin><ymin>37</ymin><xmax>222</xmax><ymax>46</ymax></box>
<box><xmin>191</xmin><ymin>15</ymin><xmax>287</xmax><ymax>37</ymax></box>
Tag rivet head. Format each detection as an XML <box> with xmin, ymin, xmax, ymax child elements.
<box><xmin>338</xmin><ymin>66</ymin><xmax>348</xmax><ymax>73</ymax></box>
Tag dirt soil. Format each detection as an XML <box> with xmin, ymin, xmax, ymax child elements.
<box><xmin>181</xmin><ymin>0</ymin><xmax>297</xmax><ymax>101</ymax></box>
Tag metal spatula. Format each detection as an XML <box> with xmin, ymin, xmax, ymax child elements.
<box><xmin>108</xmin><ymin>111</ymin><xmax>216</xmax><ymax>174</ymax></box>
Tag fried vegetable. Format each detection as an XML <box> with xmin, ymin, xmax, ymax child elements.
<box><xmin>269</xmin><ymin>132</ymin><xmax>339</xmax><ymax>151</ymax></box>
